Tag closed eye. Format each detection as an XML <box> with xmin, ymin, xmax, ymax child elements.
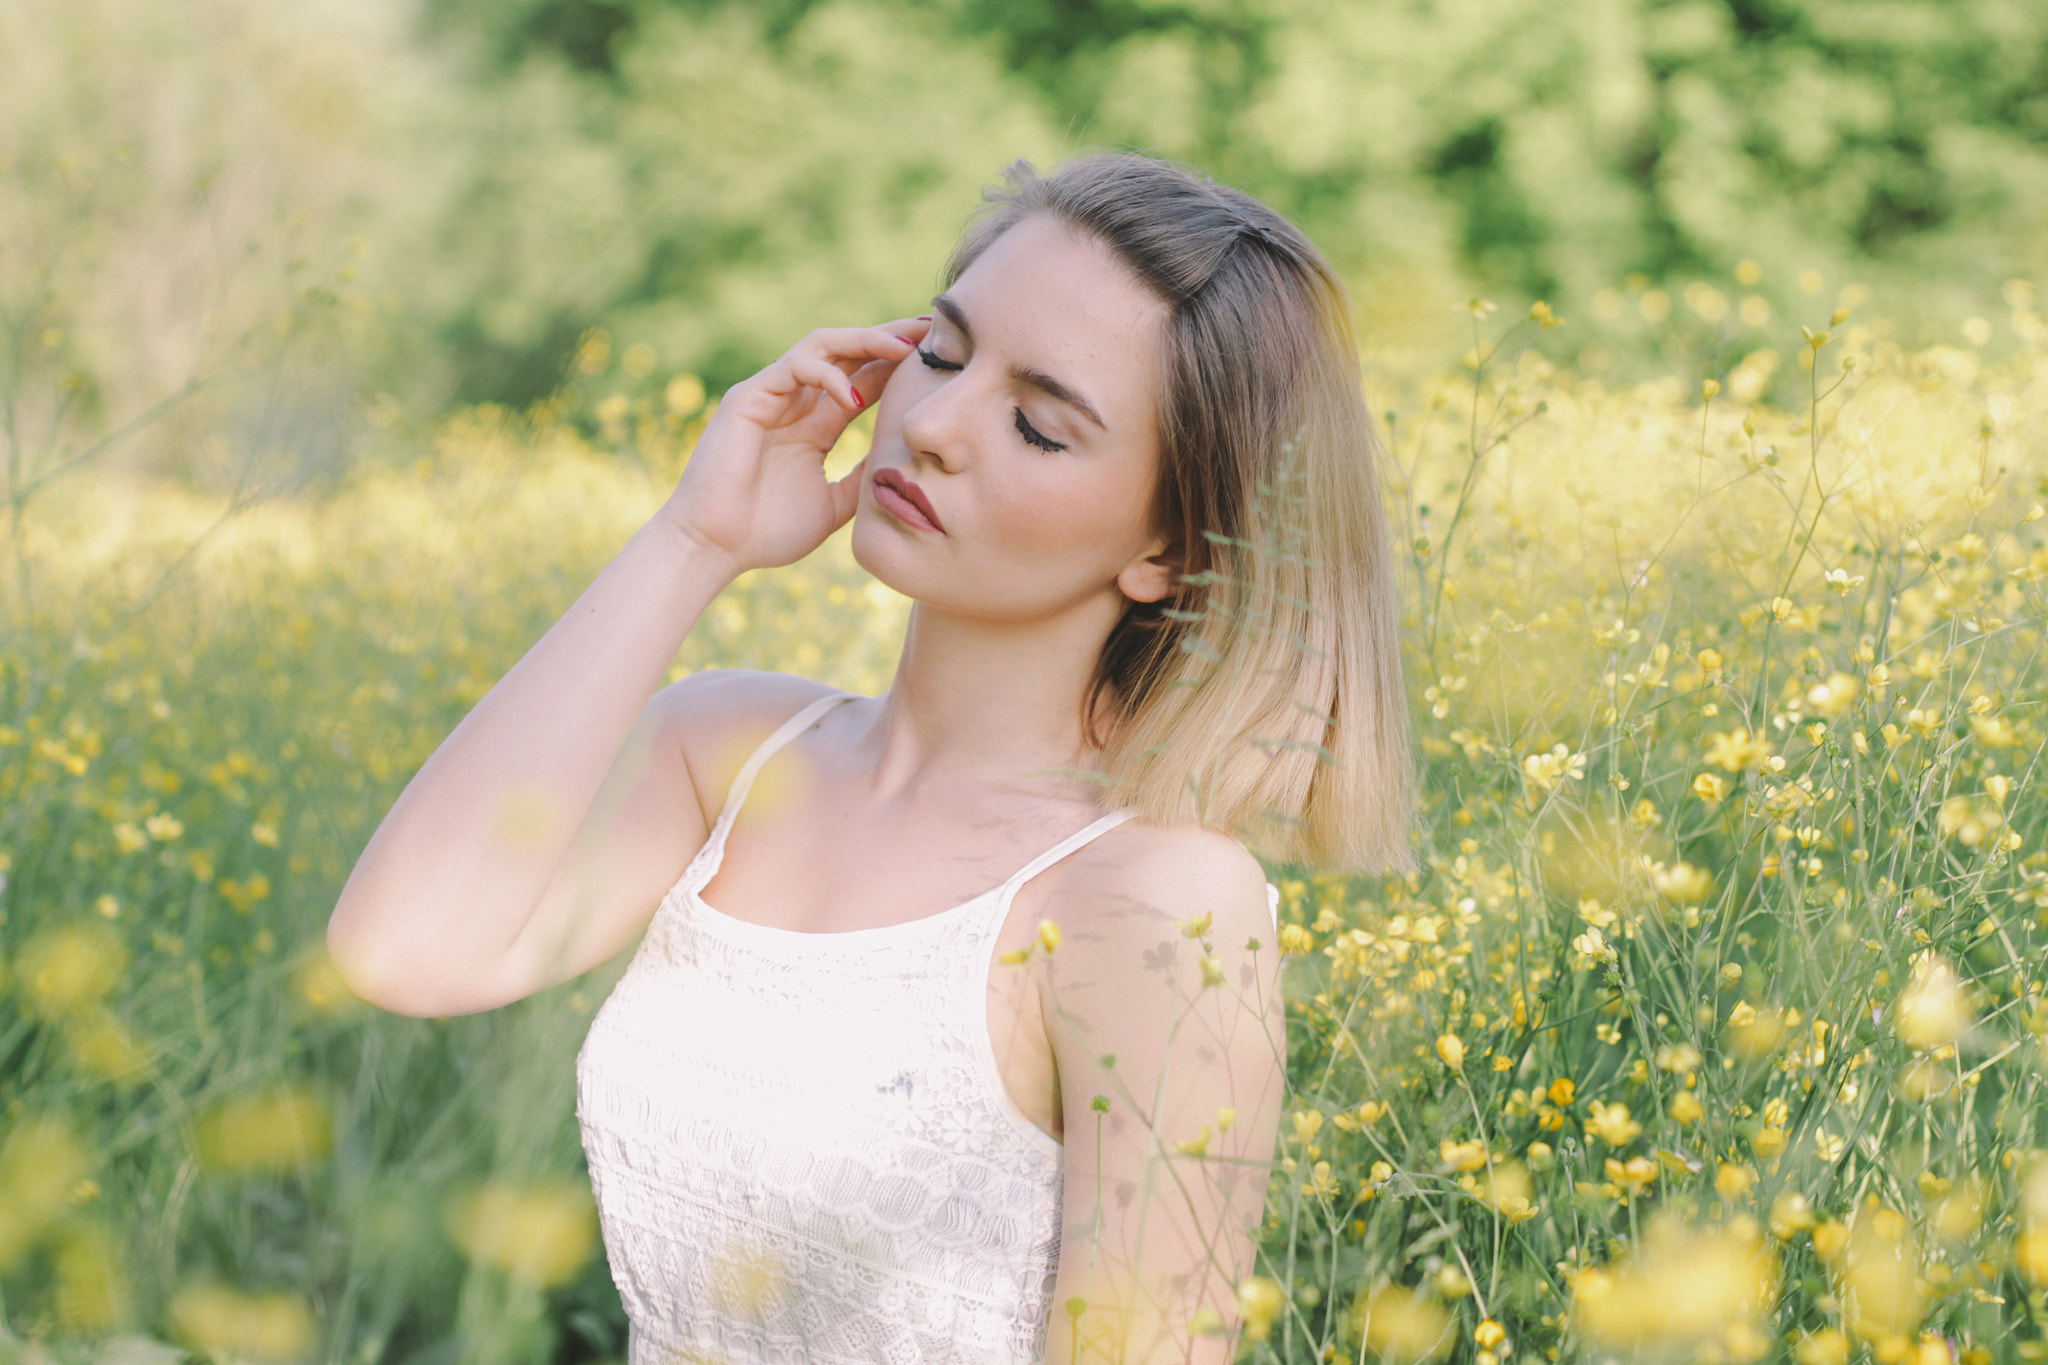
<box><xmin>1014</xmin><ymin>407</ymin><xmax>1066</xmax><ymax>452</ymax></box>
<box><xmin>917</xmin><ymin>347</ymin><xmax>963</xmax><ymax>372</ymax></box>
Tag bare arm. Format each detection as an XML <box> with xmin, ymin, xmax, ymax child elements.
<box><xmin>1039</xmin><ymin>830</ymin><xmax>1286</xmax><ymax>1365</ymax></box>
<box><xmin>326</xmin><ymin>317</ymin><xmax>932</xmax><ymax>1018</ymax></box>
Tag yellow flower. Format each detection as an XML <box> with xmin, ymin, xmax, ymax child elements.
<box><xmin>293</xmin><ymin>949</ymin><xmax>364</xmax><ymax>1018</ymax></box>
<box><xmin>2016</xmin><ymin>1227</ymin><xmax>2048</xmax><ymax>1286</ymax></box>
<box><xmin>1704</xmin><ymin>728</ymin><xmax>1774</xmax><ymax>773</ymax></box>
<box><xmin>1771</xmin><ymin>1192</ymin><xmax>1817</xmax><ymax>1239</ymax></box>
<box><xmin>194</xmin><ymin>1085</ymin><xmax>334</xmax><ymax>1174</ymax></box>
<box><xmin>52</xmin><ymin>1218</ymin><xmax>130</xmax><ymax>1333</ymax></box>
<box><xmin>169</xmin><ymin>1282</ymin><xmax>316</xmax><ymax>1362</ymax></box>
<box><xmin>17</xmin><ymin>923</ymin><xmax>129</xmax><ymax>1020</ymax></box>
<box><xmin>1669</xmin><ymin>1091</ymin><xmax>1705</xmax><ymax>1124</ymax></box>
<box><xmin>1605</xmin><ymin>1155</ymin><xmax>1659</xmax><ymax>1198</ymax></box>
<box><xmin>1894</xmin><ymin>953</ymin><xmax>1972</xmax><ymax>1050</ymax></box>
<box><xmin>442</xmin><ymin>1178</ymin><xmax>597</xmax><ymax>1288</ymax></box>
<box><xmin>1036</xmin><ymin>919</ymin><xmax>1061</xmax><ymax>954</ymax></box>
<box><xmin>1435</xmin><ymin>1033</ymin><xmax>1466</xmax><ymax>1071</ymax></box>
<box><xmin>1652</xmin><ymin>860</ymin><xmax>1714</xmax><ymax>903</ymax></box>
<box><xmin>1521</xmin><ymin>743</ymin><xmax>1586</xmax><ymax>792</ymax></box>
<box><xmin>1811</xmin><ymin>1220</ymin><xmax>1850</xmax><ymax>1261</ymax></box>
<box><xmin>1693</xmin><ymin>772</ymin><xmax>1730</xmax><ymax>801</ymax></box>
<box><xmin>144</xmin><ymin>812</ymin><xmax>184</xmax><ymax>841</ymax></box>
<box><xmin>1174</xmin><ymin>1124</ymin><xmax>1214</xmax><ymax>1158</ymax></box>
<box><xmin>1835</xmin><ymin>1205</ymin><xmax>1925</xmax><ymax>1342</ymax></box>
<box><xmin>1278</xmin><ymin>923</ymin><xmax>1315</xmax><ymax>954</ymax></box>
<box><xmin>1291</xmin><ymin>1109</ymin><xmax>1325</xmax><ymax>1144</ymax></box>
<box><xmin>65</xmin><ymin>1008</ymin><xmax>152</xmax><ymax>1085</ymax></box>
<box><xmin>1331</xmin><ymin>1098</ymin><xmax>1387</xmax><ymax>1132</ymax></box>
<box><xmin>1697</xmin><ymin>648</ymin><xmax>1723</xmax><ymax>671</ymax></box>
<box><xmin>1796</xmin><ymin>1328</ymin><xmax>1850</xmax><ymax>1365</ymax></box>
<box><xmin>1236</xmin><ymin>1276</ymin><xmax>1285</xmax><ymax>1342</ymax></box>
<box><xmin>1199</xmin><ymin>953</ymin><xmax>1224</xmax><ymax>988</ymax></box>
<box><xmin>1724</xmin><ymin>1002</ymin><xmax>1787</xmax><ymax>1059</ymax></box>
<box><xmin>1440</xmin><ymin>1139</ymin><xmax>1487</xmax><ymax>1172</ymax></box>
<box><xmin>1586</xmin><ymin>1101</ymin><xmax>1642</xmax><ymax>1146</ymax></box>
<box><xmin>1299</xmin><ymin>1160</ymin><xmax>1340</xmax><ymax>1199</ymax></box>
<box><xmin>1930</xmin><ymin>1177</ymin><xmax>1985</xmax><ymax>1242</ymax></box>
<box><xmin>1571</xmin><ymin>925</ymin><xmax>1617</xmax><ymax>968</ymax></box>
<box><xmin>1477</xmin><ymin>1162</ymin><xmax>1537</xmax><ymax>1221</ymax></box>
<box><xmin>1574</xmin><ymin>1215</ymin><xmax>1778</xmax><ymax>1351</ymax></box>
<box><xmin>251</xmin><ymin>820</ymin><xmax>281</xmax><ymax>847</ymax></box>
<box><xmin>0</xmin><ymin>1115</ymin><xmax>93</xmax><ymax>1272</ymax></box>
<box><xmin>1655</xmin><ymin>1043</ymin><xmax>1702</xmax><ymax>1072</ymax></box>
<box><xmin>1547</xmin><ymin>1077</ymin><xmax>1576</xmax><ymax>1107</ymax></box>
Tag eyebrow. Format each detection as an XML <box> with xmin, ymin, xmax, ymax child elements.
<box><xmin>930</xmin><ymin>294</ymin><xmax>1108</xmax><ymax>432</ymax></box>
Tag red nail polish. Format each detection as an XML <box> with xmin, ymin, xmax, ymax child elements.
<box><xmin>916</xmin><ymin>315</ymin><xmax>932</xmax><ymax>321</ymax></box>
<box><xmin>894</xmin><ymin>334</ymin><xmax>916</xmax><ymax>345</ymax></box>
<box><xmin>851</xmin><ymin>386</ymin><xmax>864</xmax><ymax>407</ymax></box>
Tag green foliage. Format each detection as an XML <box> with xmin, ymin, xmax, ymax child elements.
<box><xmin>9</xmin><ymin>0</ymin><xmax>2048</xmax><ymax>448</ymax></box>
<box><xmin>413</xmin><ymin>0</ymin><xmax>2048</xmax><ymax>398</ymax></box>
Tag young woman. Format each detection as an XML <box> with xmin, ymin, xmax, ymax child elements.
<box><xmin>329</xmin><ymin>152</ymin><xmax>1415</xmax><ymax>1364</ymax></box>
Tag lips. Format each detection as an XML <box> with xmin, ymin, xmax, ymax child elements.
<box><xmin>872</xmin><ymin>467</ymin><xmax>945</xmax><ymax>533</ymax></box>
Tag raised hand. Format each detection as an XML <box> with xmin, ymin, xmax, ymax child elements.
<box><xmin>658</xmin><ymin>317</ymin><xmax>930</xmax><ymax>575</ymax></box>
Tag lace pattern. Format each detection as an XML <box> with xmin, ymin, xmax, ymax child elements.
<box><xmin>576</xmin><ymin>691</ymin><xmax>1280</xmax><ymax>1364</ymax></box>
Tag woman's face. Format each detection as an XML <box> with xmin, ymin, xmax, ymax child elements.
<box><xmin>851</xmin><ymin>214</ymin><xmax>1175</xmax><ymax>622</ymax></box>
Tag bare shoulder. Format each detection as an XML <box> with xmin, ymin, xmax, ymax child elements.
<box><xmin>645</xmin><ymin>669</ymin><xmax>850</xmax><ymax>826</ymax></box>
<box><xmin>1048</xmin><ymin>818</ymin><xmax>1274</xmax><ymax>952</ymax></box>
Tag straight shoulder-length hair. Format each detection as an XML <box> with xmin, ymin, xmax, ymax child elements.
<box><xmin>943</xmin><ymin>152</ymin><xmax>1417</xmax><ymax>877</ymax></box>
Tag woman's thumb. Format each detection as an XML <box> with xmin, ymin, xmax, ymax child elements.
<box><xmin>827</xmin><ymin>455</ymin><xmax>867</xmax><ymax>529</ymax></box>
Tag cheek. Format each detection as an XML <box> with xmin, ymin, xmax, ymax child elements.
<box><xmin>980</xmin><ymin>463</ymin><xmax>1150</xmax><ymax>564</ymax></box>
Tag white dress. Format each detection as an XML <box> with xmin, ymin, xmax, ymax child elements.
<box><xmin>575</xmin><ymin>690</ymin><xmax>1279</xmax><ymax>1364</ymax></box>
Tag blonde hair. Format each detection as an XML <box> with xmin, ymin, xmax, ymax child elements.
<box><xmin>945</xmin><ymin>152</ymin><xmax>1417</xmax><ymax>876</ymax></box>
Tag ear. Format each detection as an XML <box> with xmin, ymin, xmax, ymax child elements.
<box><xmin>1116</xmin><ymin>532</ymin><xmax>1182</xmax><ymax>605</ymax></box>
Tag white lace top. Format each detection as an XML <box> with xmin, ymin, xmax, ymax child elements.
<box><xmin>576</xmin><ymin>690</ymin><xmax>1279</xmax><ymax>1365</ymax></box>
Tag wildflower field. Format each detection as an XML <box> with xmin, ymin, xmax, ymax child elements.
<box><xmin>4</xmin><ymin>290</ymin><xmax>2048</xmax><ymax>1365</ymax></box>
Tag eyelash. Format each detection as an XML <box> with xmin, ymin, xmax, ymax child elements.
<box><xmin>917</xmin><ymin>347</ymin><xmax>1069</xmax><ymax>453</ymax></box>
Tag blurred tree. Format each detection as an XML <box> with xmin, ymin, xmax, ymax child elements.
<box><xmin>9</xmin><ymin>0</ymin><xmax>2048</xmax><ymax>435</ymax></box>
<box><xmin>407</xmin><ymin>0</ymin><xmax>2048</xmax><ymax>406</ymax></box>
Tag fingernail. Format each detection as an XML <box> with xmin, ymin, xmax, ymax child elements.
<box><xmin>851</xmin><ymin>386</ymin><xmax>864</xmax><ymax>407</ymax></box>
<box><xmin>916</xmin><ymin>315</ymin><xmax>932</xmax><ymax>321</ymax></box>
<box><xmin>894</xmin><ymin>334</ymin><xmax>916</xmax><ymax>345</ymax></box>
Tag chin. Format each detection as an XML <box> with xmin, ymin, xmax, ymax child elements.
<box><xmin>848</xmin><ymin>506</ymin><xmax>933</xmax><ymax>601</ymax></box>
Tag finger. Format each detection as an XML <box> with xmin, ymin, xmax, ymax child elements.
<box><xmin>828</xmin><ymin>455</ymin><xmax>867</xmax><ymax>529</ymax></box>
<box><xmin>847</xmin><ymin>356</ymin><xmax>899</xmax><ymax>403</ymax></box>
<box><xmin>792</xmin><ymin>319</ymin><xmax>932</xmax><ymax>374</ymax></box>
<box><xmin>772</xmin><ymin>352</ymin><xmax>864</xmax><ymax>411</ymax></box>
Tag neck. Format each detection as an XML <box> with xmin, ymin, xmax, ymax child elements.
<box><xmin>862</xmin><ymin>594</ymin><xmax>1126</xmax><ymax>807</ymax></box>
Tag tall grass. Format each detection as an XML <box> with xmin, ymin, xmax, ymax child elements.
<box><xmin>2</xmin><ymin>289</ymin><xmax>2046</xmax><ymax>1365</ymax></box>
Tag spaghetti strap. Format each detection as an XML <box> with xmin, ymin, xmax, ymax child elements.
<box><xmin>989</xmin><ymin>809</ymin><xmax>1281</xmax><ymax>931</ymax></box>
<box><xmin>695</xmin><ymin>690</ymin><xmax>857</xmax><ymax>885</ymax></box>
<box><xmin>993</xmin><ymin>807</ymin><xmax>1139</xmax><ymax>907</ymax></box>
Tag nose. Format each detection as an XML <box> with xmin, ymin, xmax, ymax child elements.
<box><xmin>893</xmin><ymin>364</ymin><xmax>980</xmax><ymax>477</ymax></box>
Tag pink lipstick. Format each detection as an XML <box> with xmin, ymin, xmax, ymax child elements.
<box><xmin>872</xmin><ymin>467</ymin><xmax>945</xmax><ymax>534</ymax></box>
